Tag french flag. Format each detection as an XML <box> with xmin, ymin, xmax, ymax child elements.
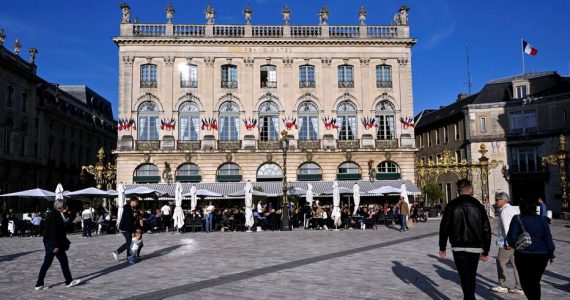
<box><xmin>522</xmin><ymin>40</ymin><xmax>538</xmax><ymax>56</ymax></box>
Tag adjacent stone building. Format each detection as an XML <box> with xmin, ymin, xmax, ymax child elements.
<box><xmin>113</xmin><ymin>4</ymin><xmax>419</xmax><ymax>191</ymax></box>
<box><xmin>0</xmin><ymin>31</ymin><xmax>116</xmax><ymax>205</ymax></box>
<box><xmin>415</xmin><ymin>72</ymin><xmax>570</xmax><ymax>213</ymax></box>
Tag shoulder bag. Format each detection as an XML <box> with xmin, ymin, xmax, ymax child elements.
<box><xmin>514</xmin><ymin>215</ymin><xmax>532</xmax><ymax>250</ymax></box>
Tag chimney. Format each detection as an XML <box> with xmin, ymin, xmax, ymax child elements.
<box><xmin>456</xmin><ymin>93</ymin><xmax>468</xmax><ymax>101</ymax></box>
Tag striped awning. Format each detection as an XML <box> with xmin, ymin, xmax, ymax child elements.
<box><xmin>124</xmin><ymin>180</ymin><xmax>420</xmax><ymax>200</ymax></box>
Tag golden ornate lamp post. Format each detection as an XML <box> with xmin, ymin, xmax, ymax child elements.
<box><xmin>542</xmin><ymin>134</ymin><xmax>569</xmax><ymax>212</ymax></box>
<box><xmin>80</xmin><ymin>148</ymin><xmax>117</xmax><ymax>190</ymax></box>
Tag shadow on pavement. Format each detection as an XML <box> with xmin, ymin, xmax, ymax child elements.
<box><xmin>427</xmin><ymin>254</ymin><xmax>503</xmax><ymax>300</ymax></box>
<box><xmin>543</xmin><ymin>270</ymin><xmax>570</xmax><ymax>292</ymax></box>
<box><xmin>391</xmin><ymin>261</ymin><xmax>450</xmax><ymax>300</ymax></box>
<box><xmin>0</xmin><ymin>250</ymin><xmax>40</xmax><ymax>262</ymax></box>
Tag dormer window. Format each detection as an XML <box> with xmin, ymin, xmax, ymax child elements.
<box><xmin>516</xmin><ymin>85</ymin><xmax>527</xmax><ymax>99</ymax></box>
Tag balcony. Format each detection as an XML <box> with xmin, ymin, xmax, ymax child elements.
<box><xmin>258</xmin><ymin>140</ymin><xmax>281</xmax><ymax>150</ymax></box>
<box><xmin>217</xmin><ymin>174</ymin><xmax>243</xmax><ymax>182</ymax></box>
<box><xmin>180</xmin><ymin>80</ymin><xmax>198</xmax><ymax>88</ymax></box>
<box><xmin>261</xmin><ymin>81</ymin><xmax>277</xmax><ymax>88</ymax></box>
<box><xmin>375</xmin><ymin>139</ymin><xmax>398</xmax><ymax>149</ymax></box>
<box><xmin>221</xmin><ymin>81</ymin><xmax>238</xmax><ymax>89</ymax></box>
<box><xmin>299</xmin><ymin>81</ymin><xmax>316</xmax><ymax>88</ymax></box>
<box><xmin>175</xmin><ymin>175</ymin><xmax>202</xmax><ymax>183</ymax></box>
<box><xmin>298</xmin><ymin>139</ymin><xmax>321</xmax><ymax>150</ymax></box>
<box><xmin>177</xmin><ymin>141</ymin><xmax>201</xmax><ymax>151</ymax></box>
<box><xmin>337</xmin><ymin>173</ymin><xmax>362</xmax><ymax>181</ymax></box>
<box><xmin>140</xmin><ymin>80</ymin><xmax>157</xmax><ymax>88</ymax></box>
<box><xmin>337</xmin><ymin>139</ymin><xmax>360</xmax><ymax>149</ymax></box>
<box><xmin>376</xmin><ymin>80</ymin><xmax>392</xmax><ymax>88</ymax></box>
<box><xmin>136</xmin><ymin>141</ymin><xmax>160</xmax><ymax>151</ymax></box>
<box><xmin>218</xmin><ymin>140</ymin><xmax>241</xmax><ymax>150</ymax></box>
<box><xmin>297</xmin><ymin>173</ymin><xmax>322</xmax><ymax>181</ymax></box>
<box><xmin>338</xmin><ymin>81</ymin><xmax>354</xmax><ymax>88</ymax></box>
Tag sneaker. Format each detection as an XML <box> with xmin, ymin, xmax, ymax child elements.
<box><xmin>491</xmin><ymin>286</ymin><xmax>508</xmax><ymax>293</ymax></box>
<box><xmin>66</xmin><ymin>279</ymin><xmax>81</xmax><ymax>288</ymax></box>
<box><xmin>34</xmin><ymin>285</ymin><xmax>48</xmax><ymax>291</ymax></box>
<box><xmin>508</xmin><ymin>288</ymin><xmax>524</xmax><ymax>295</ymax></box>
<box><xmin>112</xmin><ymin>251</ymin><xmax>118</xmax><ymax>261</ymax></box>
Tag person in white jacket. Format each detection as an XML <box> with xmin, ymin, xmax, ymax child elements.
<box><xmin>490</xmin><ymin>192</ymin><xmax>523</xmax><ymax>295</ymax></box>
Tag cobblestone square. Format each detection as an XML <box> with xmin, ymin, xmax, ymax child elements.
<box><xmin>0</xmin><ymin>220</ymin><xmax>568</xmax><ymax>299</ymax></box>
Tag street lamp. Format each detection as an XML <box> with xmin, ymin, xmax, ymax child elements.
<box><xmin>542</xmin><ymin>134</ymin><xmax>569</xmax><ymax>212</ymax></box>
<box><xmin>280</xmin><ymin>130</ymin><xmax>291</xmax><ymax>231</ymax></box>
<box><xmin>80</xmin><ymin>147</ymin><xmax>116</xmax><ymax>190</ymax></box>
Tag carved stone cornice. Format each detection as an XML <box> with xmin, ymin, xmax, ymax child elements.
<box><xmin>122</xmin><ymin>56</ymin><xmax>135</xmax><ymax>65</ymax></box>
<box><xmin>243</xmin><ymin>57</ymin><xmax>255</xmax><ymax>67</ymax></box>
<box><xmin>282</xmin><ymin>57</ymin><xmax>293</xmax><ymax>68</ymax></box>
<box><xmin>164</xmin><ymin>56</ymin><xmax>175</xmax><ymax>66</ymax></box>
<box><xmin>204</xmin><ymin>56</ymin><xmax>215</xmax><ymax>67</ymax></box>
<box><xmin>321</xmin><ymin>57</ymin><xmax>332</xmax><ymax>67</ymax></box>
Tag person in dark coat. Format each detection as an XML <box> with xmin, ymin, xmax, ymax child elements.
<box><xmin>113</xmin><ymin>198</ymin><xmax>138</xmax><ymax>262</ymax></box>
<box><xmin>35</xmin><ymin>200</ymin><xmax>81</xmax><ymax>290</ymax></box>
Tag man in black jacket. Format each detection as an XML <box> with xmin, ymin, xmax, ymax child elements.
<box><xmin>35</xmin><ymin>200</ymin><xmax>81</xmax><ymax>290</ymax></box>
<box><xmin>439</xmin><ymin>179</ymin><xmax>491</xmax><ymax>300</ymax></box>
<box><xmin>113</xmin><ymin>198</ymin><xmax>138</xmax><ymax>263</ymax></box>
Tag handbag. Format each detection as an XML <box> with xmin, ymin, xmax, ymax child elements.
<box><xmin>514</xmin><ymin>215</ymin><xmax>532</xmax><ymax>250</ymax></box>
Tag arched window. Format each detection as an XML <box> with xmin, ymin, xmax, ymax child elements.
<box><xmin>179</xmin><ymin>101</ymin><xmax>200</xmax><ymax>141</ymax></box>
<box><xmin>216</xmin><ymin>163</ymin><xmax>242</xmax><ymax>182</ymax></box>
<box><xmin>180</xmin><ymin>64</ymin><xmax>198</xmax><ymax>88</ymax></box>
<box><xmin>338</xmin><ymin>65</ymin><xmax>354</xmax><ymax>88</ymax></box>
<box><xmin>337</xmin><ymin>161</ymin><xmax>361</xmax><ymax>180</ymax></box>
<box><xmin>260</xmin><ymin>65</ymin><xmax>277</xmax><ymax>88</ymax></box>
<box><xmin>259</xmin><ymin>101</ymin><xmax>279</xmax><ymax>141</ymax></box>
<box><xmin>221</xmin><ymin>64</ymin><xmax>238</xmax><ymax>88</ymax></box>
<box><xmin>176</xmin><ymin>163</ymin><xmax>201</xmax><ymax>182</ymax></box>
<box><xmin>299</xmin><ymin>65</ymin><xmax>316</xmax><ymax>88</ymax></box>
<box><xmin>140</xmin><ymin>64</ymin><xmax>158</xmax><ymax>88</ymax></box>
<box><xmin>133</xmin><ymin>163</ymin><xmax>160</xmax><ymax>183</ymax></box>
<box><xmin>219</xmin><ymin>101</ymin><xmax>240</xmax><ymax>141</ymax></box>
<box><xmin>297</xmin><ymin>162</ymin><xmax>322</xmax><ymax>181</ymax></box>
<box><xmin>298</xmin><ymin>101</ymin><xmax>318</xmax><ymax>140</ymax></box>
<box><xmin>375</xmin><ymin>100</ymin><xmax>396</xmax><ymax>140</ymax></box>
<box><xmin>376</xmin><ymin>65</ymin><xmax>392</xmax><ymax>88</ymax></box>
<box><xmin>256</xmin><ymin>163</ymin><xmax>283</xmax><ymax>182</ymax></box>
<box><xmin>138</xmin><ymin>101</ymin><xmax>160</xmax><ymax>141</ymax></box>
<box><xmin>376</xmin><ymin>161</ymin><xmax>401</xmax><ymax>180</ymax></box>
<box><xmin>337</xmin><ymin>101</ymin><xmax>357</xmax><ymax>140</ymax></box>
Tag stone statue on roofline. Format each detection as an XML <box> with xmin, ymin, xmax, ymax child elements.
<box><xmin>393</xmin><ymin>6</ymin><xmax>410</xmax><ymax>26</ymax></box>
<box><xmin>120</xmin><ymin>3</ymin><xmax>131</xmax><ymax>24</ymax></box>
<box><xmin>205</xmin><ymin>4</ymin><xmax>216</xmax><ymax>25</ymax></box>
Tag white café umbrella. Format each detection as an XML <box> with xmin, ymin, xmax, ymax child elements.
<box><xmin>64</xmin><ymin>187</ymin><xmax>112</xmax><ymax>197</ymax></box>
<box><xmin>244</xmin><ymin>182</ymin><xmax>254</xmax><ymax>230</ymax></box>
<box><xmin>306</xmin><ymin>184</ymin><xmax>314</xmax><ymax>208</ymax></box>
<box><xmin>331</xmin><ymin>181</ymin><xmax>342</xmax><ymax>228</ymax></box>
<box><xmin>353</xmin><ymin>183</ymin><xmax>361</xmax><ymax>216</ymax></box>
<box><xmin>173</xmin><ymin>182</ymin><xmax>185</xmax><ymax>231</ymax></box>
<box><xmin>0</xmin><ymin>188</ymin><xmax>55</xmax><ymax>198</ymax></box>
<box><xmin>124</xmin><ymin>186</ymin><xmax>165</xmax><ymax>199</ymax></box>
<box><xmin>55</xmin><ymin>183</ymin><xmax>64</xmax><ymax>201</ymax></box>
<box><xmin>288</xmin><ymin>187</ymin><xmax>307</xmax><ymax>196</ymax></box>
<box><xmin>189</xmin><ymin>185</ymin><xmax>198</xmax><ymax>212</ymax></box>
<box><xmin>228</xmin><ymin>189</ymin><xmax>268</xmax><ymax>197</ymax></box>
<box><xmin>400</xmin><ymin>183</ymin><xmax>409</xmax><ymax>206</ymax></box>
<box><xmin>116</xmin><ymin>183</ymin><xmax>125</xmax><ymax>226</ymax></box>
<box><xmin>367</xmin><ymin>186</ymin><xmax>402</xmax><ymax>195</ymax></box>
<box><xmin>320</xmin><ymin>186</ymin><xmax>353</xmax><ymax>195</ymax></box>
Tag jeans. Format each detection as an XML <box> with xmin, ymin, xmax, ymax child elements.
<box><xmin>83</xmin><ymin>219</ymin><xmax>92</xmax><ymax>237</ymax></box>
<box><xmin>36</xmin><ymin>242</ymin><xmax>73</xmax><ymax>286</ymax></box>
<box><xmin>515</xmin><ymin>252</ymin><xmax>549</xmax><ymax>300</ymax></box>
<box><xmin>205</xmin><ymin>214</ymin><xmax>213</xmax><ymax>232</ymax></box>
<box><xmin>400</xmin><ymin>215</ymin><xmax>408</xmax><ymax>231</ymax></box>
<box><xmin>116</xmin><ymin>231</ymin><xmax>133</xmax><ymax>258</ymax></box>
<box><xmin>496</xmin><ymin>247</ymin><xmax>521</xmax><ymax>289</ymax></box>
<box><xmin>452</xmin><ymin>251</ymin><xmax>481</xmax><ymax>300</ymax></box>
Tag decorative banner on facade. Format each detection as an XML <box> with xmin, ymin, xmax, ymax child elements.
<box><xmin>201</xmin><ymin>118</ymin><xmax>218</xmax><ymax>131</ymax></box>
<box><xmin>160</xmin><ymin>118</ymin><xmax>176</xmax><ymax>131</ymax></box>
<box><xmin>243</xmin><ymin>117</ymin><xmax>257</xmax><ymax>130</ymax></box>
<box><xmin>361</xmin><ymin>117</ymin><xmax>377</xmax><ymax>129</ymax></box>
<box><xmin>118</xmin><ymin>118</ymin><xmax>136</xmax><ymax>131</ymax></box>
<box><xmin>322</xmin><ymin>116</ymin><xmax>338</xmax><ymax>130</ymax></box>
<box><xmin>282</xmin><ymin>116</ymin><xmax>298</xmax><ymax>130</ymax></box>
<box><xmin>400</xmin><ymin>116</ymin><xmax>416</xmax><ymax>129</ymax></box>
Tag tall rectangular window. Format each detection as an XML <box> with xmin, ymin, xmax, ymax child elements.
<box><xmin>337</xmin><ymin>65</ymin><xmax>354</xmax><ymax>88</ymax></box>
<box><xmin>6</xmin><ymin>87</ymin><xmax>13</xmax><ymax>107</ymax></box>
<box><xmin>219</xmin><ymin>116</ymin><xmax>239</xmax><ymax>141</ymax></box>
<box><xmin>337</xmin><ymin>115</ymin><xmax>357</xmax><ymax>140</ymax></box>
<box><xmin>376</xmin><ymin>65</ymin><xmax>392</xmax><ymax>88</ymax></box>
<box><xmin>509</xmin><ymin>110</ymin><xmax>537</xmax><ymax>134</ymax></box>
<box><xmin>298</xmin><ymin>116</ymin><xmax>318</xmax><ymax>140</ymax></box>
<box><xmin>510</xmin><ymin>146</ymin><xmax>539</xmax><ymax>173</ymax></box>
<box><xmin>180</xmin><ymin>64</ymin><xmax>198</xmax><ymax>88</ymax></box>
<box><xmin>221</xmin><ymin>65</ymin><xmax>238</xmax><ymax>88</ymax></box>
<box><xmin>2</xmin><ymin>130</ymin><xmax>10</xmax><ymax>154</ymax></box>
<box><xmin>260</xmin><ymin>65</ymin><xmax>277</xmax><ymax>88</ymax></box>
<box><xmin>435</xmin><ymin>129</ymin><xmax>440</xmax><ymax>145</ymax></box>
<box><xmin>443</xmin><ymin>125</ymin><xmax>448</xmax><ymax>143</ymax></box>
<box><xmin>418</xmin><ymin>134</ymin><xmax>423</xmax><ymax>147</ymax></box>
<box><xmin>299</xmin><ymin>65</ymin><xmax>315</xmax><ymax>87</ymax></box>
<box><xmin>21</xmin><ymin>93</ymin><xmax>27</xmax><ymax>112</ymax></box>
<box><xmin>564</xmin><ymin>108</ymin><xmax>568</xmax><ymax>125</ymax></box>
<box><xmin>480</xmin><ymin>117</ymin><xmax>487</xmax><ymax>132</ymax></box>
<box><xmin>428</xmin><ymin>132</ymin><xmax>432</xmax><ymax>147</ymax></box>
<box><xmin>376</xmin><ymin>115</ymin><xmax>395</xmax><ymax>140</ymax></box>
<box><xmin>140</xmin><ymin>64</ymin><xmax>158</xmax><ymax>88</ymax></box>
<box><xmin>516</xmin><ymin>85</ymin><xmax>527</xmax><ymax>98</ymax></box>
<box><xmin>454</xmin><ymin>123</ymin><xmax>460</xmax><ymax>140</ymax></box>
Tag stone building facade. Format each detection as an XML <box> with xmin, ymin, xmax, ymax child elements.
<box><xmin>114</xmin><ymin>4</ymin><xmax>417</xmax><ymax>188</ymax></box>
<box><xmin>415</xmin><ymin>72</ymin><xmax>570</xmax><ymax>213</ymax></box>
<box><xmin>0</xmin><ymin>31</ymin><xmax>116</xmax><ymax>203</ymax></box>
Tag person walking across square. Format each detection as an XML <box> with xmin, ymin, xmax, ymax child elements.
<box><xmin>490</xmin><ymin>192</ymin><xmax>523</xmax><ymax>295</ymax></box>
<box><xmin>113</xmin><ymin>198</ymin><xmax>138</xmax><ymax>262</ymax></box>
<box><xmin>439</xmin><ymin>179</ymin><xmax>492</xmax><ymax>300</ymax></box>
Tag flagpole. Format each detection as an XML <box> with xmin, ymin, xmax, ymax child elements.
<box><xmin>521</xmin><ymin>38</ymin><xmax>526</xmax><ymax>74</ymax></box>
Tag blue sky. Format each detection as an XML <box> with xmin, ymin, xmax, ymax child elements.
<box><xmin>1</xmin><ymin>0</ymin><xmax>569</xmax><ymax>117</ymax></box>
